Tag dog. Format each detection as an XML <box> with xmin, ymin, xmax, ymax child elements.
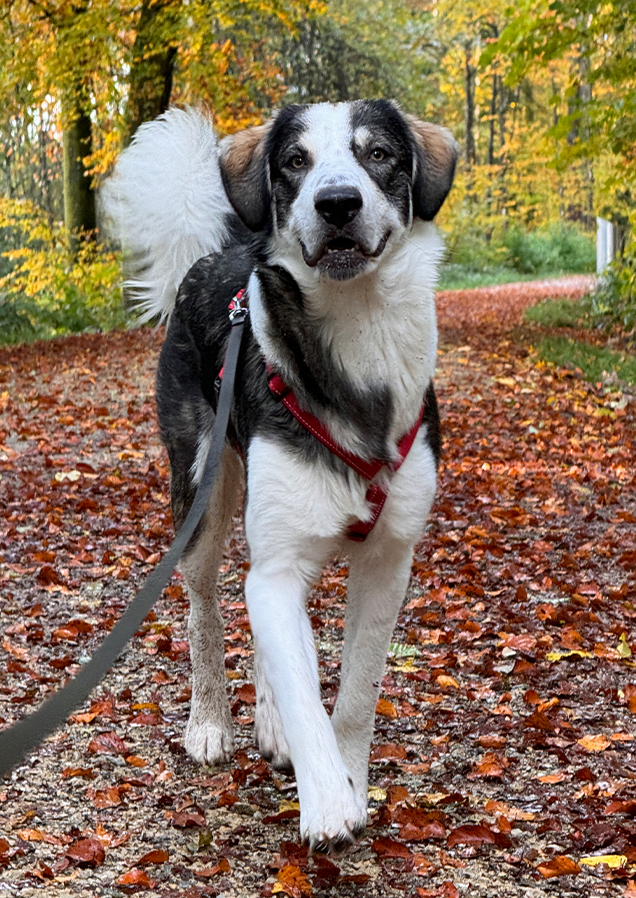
<box><xmin>103</xmin><ymin>100</ymin><xmax>457</xmax><ymax>852</ymax></box>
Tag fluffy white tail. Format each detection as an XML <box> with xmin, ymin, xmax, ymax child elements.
<box><xmin>101</xmin><ymin>107</ymin><xmax>233</xmax><ymax>323</ymax></box>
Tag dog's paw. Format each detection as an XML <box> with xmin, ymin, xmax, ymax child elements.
<box><xmin>255</xmin><ymin>691</ymin><xmax>292</xmax><ymax>772</ymax></box>
<box><xmin>185</xmin><ymin>716</ymin><xmax>233</xmax><ymax>765</ymax></box>
<box><xmin>300</xmin><ymin>779</ymin><xmax>367</xmax><ymax>855</ymax></box>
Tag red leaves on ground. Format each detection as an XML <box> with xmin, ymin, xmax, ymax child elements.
<box><xmin>467</xmin><ymin>751</ymin><xmax>510</xmax><ymax>779</ymax></box>
<box><xmin>436</xmin><ymin>275</ymin><xmax>595</xmax><ymax>333</ymax></box>
<box><xmin>135</xmin><ymin>849</ymin><xmax>169</xmax><ymax>865</ymax></box>
<box><xmin>87</xmin><ymin>731</ymin><xmax>128</xmax><ymax>755</ymax></box>
<box><xmin>369</xmin><ymin>742</ymin><xmax>407</xmax><ymax>762</ymax></box>
<box><xmin>1</xmin><ymin>284</ymin><xmax>635</xmax><ymax>895</ymax></box>
<box><xmin>116</xmin><ymin>867</ymin><xmax>158</xmax><ymax>890</ymax></box>
<box><xmin>417</xmin><ymin>883</ymin><xmax>460</xmax><ymax>898</ymax></box>
<box><xmin>372</xmin><ymin>837</ymin><xmax>414</xmax><ymax>859</ymax></box>
<box><xmin>446</xmin><ymin>824</ymin><xmax>510</xmax><ymax>850</ymax></box>
<box><xmin>65</xmin><ymin>838</ymin><xmax>105</xmax><ymax>868</ymax></box>
<box><xmin>168</xmin><ymin>807</ymin><xmax>206</xmax><ymax>828</ymax></box>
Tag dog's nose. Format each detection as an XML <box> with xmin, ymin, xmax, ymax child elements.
<box><xmin>314</xmin><ymin>186</ymin><xmax>363</xmax><ymax>228</ymax></box>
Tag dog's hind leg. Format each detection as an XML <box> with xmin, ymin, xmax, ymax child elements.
<box><xmin>179</xmin><ymin>444</ymin><xmax>242</xmax><ymax>766</ymax></box>
<box><xmin>254</xmin><ymin>648</ymin><xmax>292</xmax><ymax>771</ymax></box>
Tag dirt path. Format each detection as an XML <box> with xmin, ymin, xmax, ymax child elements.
<box><xmin>0</xmin><ymin>277</ymin><xmax>634</xmax><ymax>898</ymax></box>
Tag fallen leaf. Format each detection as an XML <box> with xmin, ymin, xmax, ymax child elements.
<box><xmin>577</xmin><ymin>734</ymin><xmax>611</xmax><ymax>752</ymax></box>
<box><xmin>116</xmin><ymin>868</ymin><xmax>157</xmax><ymax>889</ymax></box>
<box><xmin>371</xmin><ymin>838</ymin><xmax>414</xmax><ymax>859</ymax></box>
<box><xmin>579</xmin><ymin>854</ymin><xmax>628</xmax><ymax>868</ymax></box>
<box><xmin>65</xmin><ymin>838</ymin><xmax>105</xmax><ymax>868</ymax></box>
<box><xmin>273</xmin><ymin>863</ymin><xmax>312</xmax><ymax>897</ymax></box>
<box><xmin>87</xmin><ymin>731</ymin><xmax>128</xmax><ymax>755</ymax></box>
<box><xmin>447</xmin><ymin>825</ymin><xmax>497</xmax><ymax>848</ymax></box>
<box><xmin>537</xmin><ymin>856</ymin><xmax>581</xmax><ymax>878</ymax></box>
<box><xmin>376</xmin><ymin>697</ymin><xmax>398</xmax><ymax>719</ymax></box>
<box><xmin>135</xmin><ymin>849</ymin><xmax>169</xmax><ymax>866</ymax></box>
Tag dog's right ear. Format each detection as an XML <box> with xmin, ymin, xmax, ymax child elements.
<box><xmin>219</xmin><ymin>122</ymin><xmax>273</xmax><ymax>231</ymax></box>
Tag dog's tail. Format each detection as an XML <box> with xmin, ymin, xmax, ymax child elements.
<box><xmin>101</xmin><ymin>107</ymin><xmax>234</xmax><ymax>323</ymax></box>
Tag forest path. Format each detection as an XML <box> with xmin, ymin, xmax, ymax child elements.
<box><xmin>0</xmin><ymin>275</ymin><xmax>634</xmax><ymax>898</ymax></box>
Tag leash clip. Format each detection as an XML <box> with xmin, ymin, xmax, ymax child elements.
<box><xmin>229</xmin><ymin>288</ymin><xmax>248</xmax><ymax>324</ymax></box>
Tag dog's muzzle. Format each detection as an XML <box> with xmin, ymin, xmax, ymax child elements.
<box><xmin>301</xmin><ymin>186</ymin><xmax>390</xmax><ymax>280</ymax></box>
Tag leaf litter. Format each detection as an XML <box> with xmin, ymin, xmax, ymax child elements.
<box><xmin>0</xmin><ymin>277</ymin><xmax>635</xmax><ymax>897</ymax></box>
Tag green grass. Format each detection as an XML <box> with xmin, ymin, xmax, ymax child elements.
<box><xmin>534</xmin><ymin>335</ymin><xmax>636</xmax><ymax>386</ymax></box>
<box><xmin>524</xmin><ymin>295</ymin><xmax>636</xmax><ymax>386</ymax></box>
<box><xmin>524</xmin><ymin>297</ymin><xmax>591</xmax><ymax>329</ymax></box>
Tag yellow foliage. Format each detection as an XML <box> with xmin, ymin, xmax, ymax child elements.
<box><xmin>0</xmin><ymin>198</ymin><xmax>123</xmax><ymax>332</ymax></box>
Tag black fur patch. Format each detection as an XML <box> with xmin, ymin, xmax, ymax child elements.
<box><xmin>157</xmin><ymin>239</ymin><xmax>440</xmax><ymax>531</ymax></box>
<box><xmin>350</xmin><ymin>100</ymin><xmax>416</xmax><ymax>225</ymax></box>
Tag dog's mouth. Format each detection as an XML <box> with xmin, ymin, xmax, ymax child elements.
<box><xmin>301</xmin><ymin>231</ymin><xmax>391</xmax><ymax>280</ymax></box>
<box><xmin>325</xmin><ymin>236</ymin><xmax>360</xmax><ymax>254</ymax></box>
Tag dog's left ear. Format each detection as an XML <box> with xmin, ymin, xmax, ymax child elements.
<box><xmin>406</xmin><ymin>117</ymin><xmax>459</xmax><ymax>221</ymax></box>
<box><xmin>219</xmin><ymin>121</ymin><xmax>273</xmax><ymax>231</ymax></box>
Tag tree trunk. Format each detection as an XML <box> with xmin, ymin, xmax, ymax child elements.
<box><xmin>567</xmin><ymin>45</ymin><xmax>594</xmax><ymax>228</ymax></box>
<box><xmin>62</xmin><ymin>94</ymin><xmax>96</xmax><ymax>255</ymax></box>
<box><xmin>126</xmin><ymin>0</ymin><xmax>177</xmax><ymax>140</ymax></box>
<box><xmin>487</xmin><ymin>72</ymin><xmax>498</xmax><ymax>166</ymax></box>
<box><xmin>464</xmin><ymin>41</ymin><xmax>476</xmax><ymax>167</ymax></box>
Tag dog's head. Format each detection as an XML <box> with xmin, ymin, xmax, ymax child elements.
<box><xmin>220</xmin><ymin>100</ymin><xmax>458</xmax><ymax>282</ymax></box>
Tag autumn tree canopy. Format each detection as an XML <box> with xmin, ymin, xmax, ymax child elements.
<box><xmin>0</xmin><ymin>0</ymin><xmax>634</xmax><ymax>323</ymax></box>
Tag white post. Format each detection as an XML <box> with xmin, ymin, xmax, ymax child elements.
<box><xmin>596</xmin><ymin>217</ymin><xmax>614</xmax><ymax>274</ymax></box>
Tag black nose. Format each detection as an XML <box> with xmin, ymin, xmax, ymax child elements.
<box><xmin>314</xmin><ymin>186</ymin><xmax>363</xmax><ymax>228</ymax></box>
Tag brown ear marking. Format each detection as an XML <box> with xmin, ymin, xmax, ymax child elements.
<box><xmin>219</xmin><ymin>119</ymin><xmax>275</xmax><ymax>231</ymax></box>
<box><xmin>405</xmin><ymin>117</ymin><xmax>458</xmax><ymax>179</ymax></box>
<box><xmin>405</xmin><ymin>115</ymin><xmax>459</xmax><ymax>221</ymax></box>
<box><xmin>220</xmin><ymin>122</ymin><xmax>272</xmax><ymax>183</ymax></box>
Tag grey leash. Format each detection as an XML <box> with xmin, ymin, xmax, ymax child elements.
<box><xmin>0</xmin><ymin>299</ymin><xmax>247</xmax><ymax>779</ymax></box>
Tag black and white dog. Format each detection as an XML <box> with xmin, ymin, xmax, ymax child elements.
<box><xmin>103</xmin><ymin>100</ymin><xmax>457</xmax><ymax>852</ymax></box>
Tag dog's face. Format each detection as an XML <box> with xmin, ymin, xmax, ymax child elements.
<box><xmin>220</xmin><ymin>100</ymin><xmax>458</xmax><ymax>282</ymax></box>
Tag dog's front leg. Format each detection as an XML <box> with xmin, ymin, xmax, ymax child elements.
<box><xmin>332</xmin><ymin>443</ymin><xmax>438</xmax><ymax>804</ymax></box>
<box><xmin>246</xmin><ymin>564</ymin><xmax>366</xmax><ymax>850</ymax></box>
<box><xmin>330</xmin><ymin>537</ymin><xmax>414</xmax><ymax>803</ymax></box>
<box><xmin>244</xmin><ymin>437</ymin><xmax>366</xmax><ymax>851</ymax></box>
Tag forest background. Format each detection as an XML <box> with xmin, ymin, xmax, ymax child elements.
<box><xmin>0</xmin><ymin>0</ymin><xmax>635</xmax><ymax>349</ymax></box>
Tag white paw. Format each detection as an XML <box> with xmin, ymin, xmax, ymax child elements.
<box><xmin>255</xmin><ymin>686</ymin><xmax>292</xmax><ymax>771</ymax></box>
<box><xmin>300</xmin><ymin>775</ymin><xmax>368</xmax><ymax>854</ymax></box>
<box><xmin>185</xmin><ymin>714</ymin><xmax>234</xmax><ymax>765</ymax></box>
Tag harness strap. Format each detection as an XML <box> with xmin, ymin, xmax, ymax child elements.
<box><xmin>268</xmin><ymin>370</ymin><xmax>425</xmax><ymax>541</ymax></box>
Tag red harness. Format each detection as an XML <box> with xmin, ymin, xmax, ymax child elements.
<box><xmin>268</xmin><ymin>370</ymin><xmax>425</xmax><ymax>542</ymax></box>
<box><xmin>220</xmin><ymin>291</ymin><xmax>425</xmax><ymax>542</ymax></box>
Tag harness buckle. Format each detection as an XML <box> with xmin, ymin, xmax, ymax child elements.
<box><xmin>229</xmin><ymin>288</ymin><xmax>248</xmax><ymax>324</ymax></box>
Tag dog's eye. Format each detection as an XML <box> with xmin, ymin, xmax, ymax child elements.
<box><xmin>288</xmin><ymin>155</ymin><xmax>307</xmax><ymax>170</ymax></box>
<box><xmin>370</xmin><ymin>147</ymin><xmax>387</xmax><ymax>162</ymax></box>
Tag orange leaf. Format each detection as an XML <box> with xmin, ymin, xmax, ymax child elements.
<box><xmin>370</xmin><ymin>742</ymin><xmax>407</xmax><ymax>762</ymax></box>
<box><xmin>537</xmin><ymin>856</ymin><xmax>581</xmax><ymax>879</ymax></box>
<box><xmin>447</xmin><ymin>824</ymin><xmax>497</xmax><ymax>848</ymax></box>
<box><xmin>274</xmin><ymin>863</ymin><xmax>313</xmax><ymax>897</ymax></box>
<box><xmin>376</xmin><ymin>697</ymin><xmax>398</xmax><ymax>719</ymax></box>
<box><xmin>116</xmin><ymin>868</ymin><xmax>156</xmax><ymax>888</ymax></box>
<box><xmin>577</xmin><ymin>734</ymin><xmax>611</xmax><ymax>752</ymax></box>
<box><xmin>66</xmin><ymin>838</ymin><xmax>105</xmax><ymax>868</ymax></box>
<box><xmin>135</xmin><ymin>849</ymin><xmax>169</xmax><ymax>865</ymax></box>
<box><xmin>372</xmin><ymin>837</ymin><xmax>413</xmax><ymax>859</ymax></box>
